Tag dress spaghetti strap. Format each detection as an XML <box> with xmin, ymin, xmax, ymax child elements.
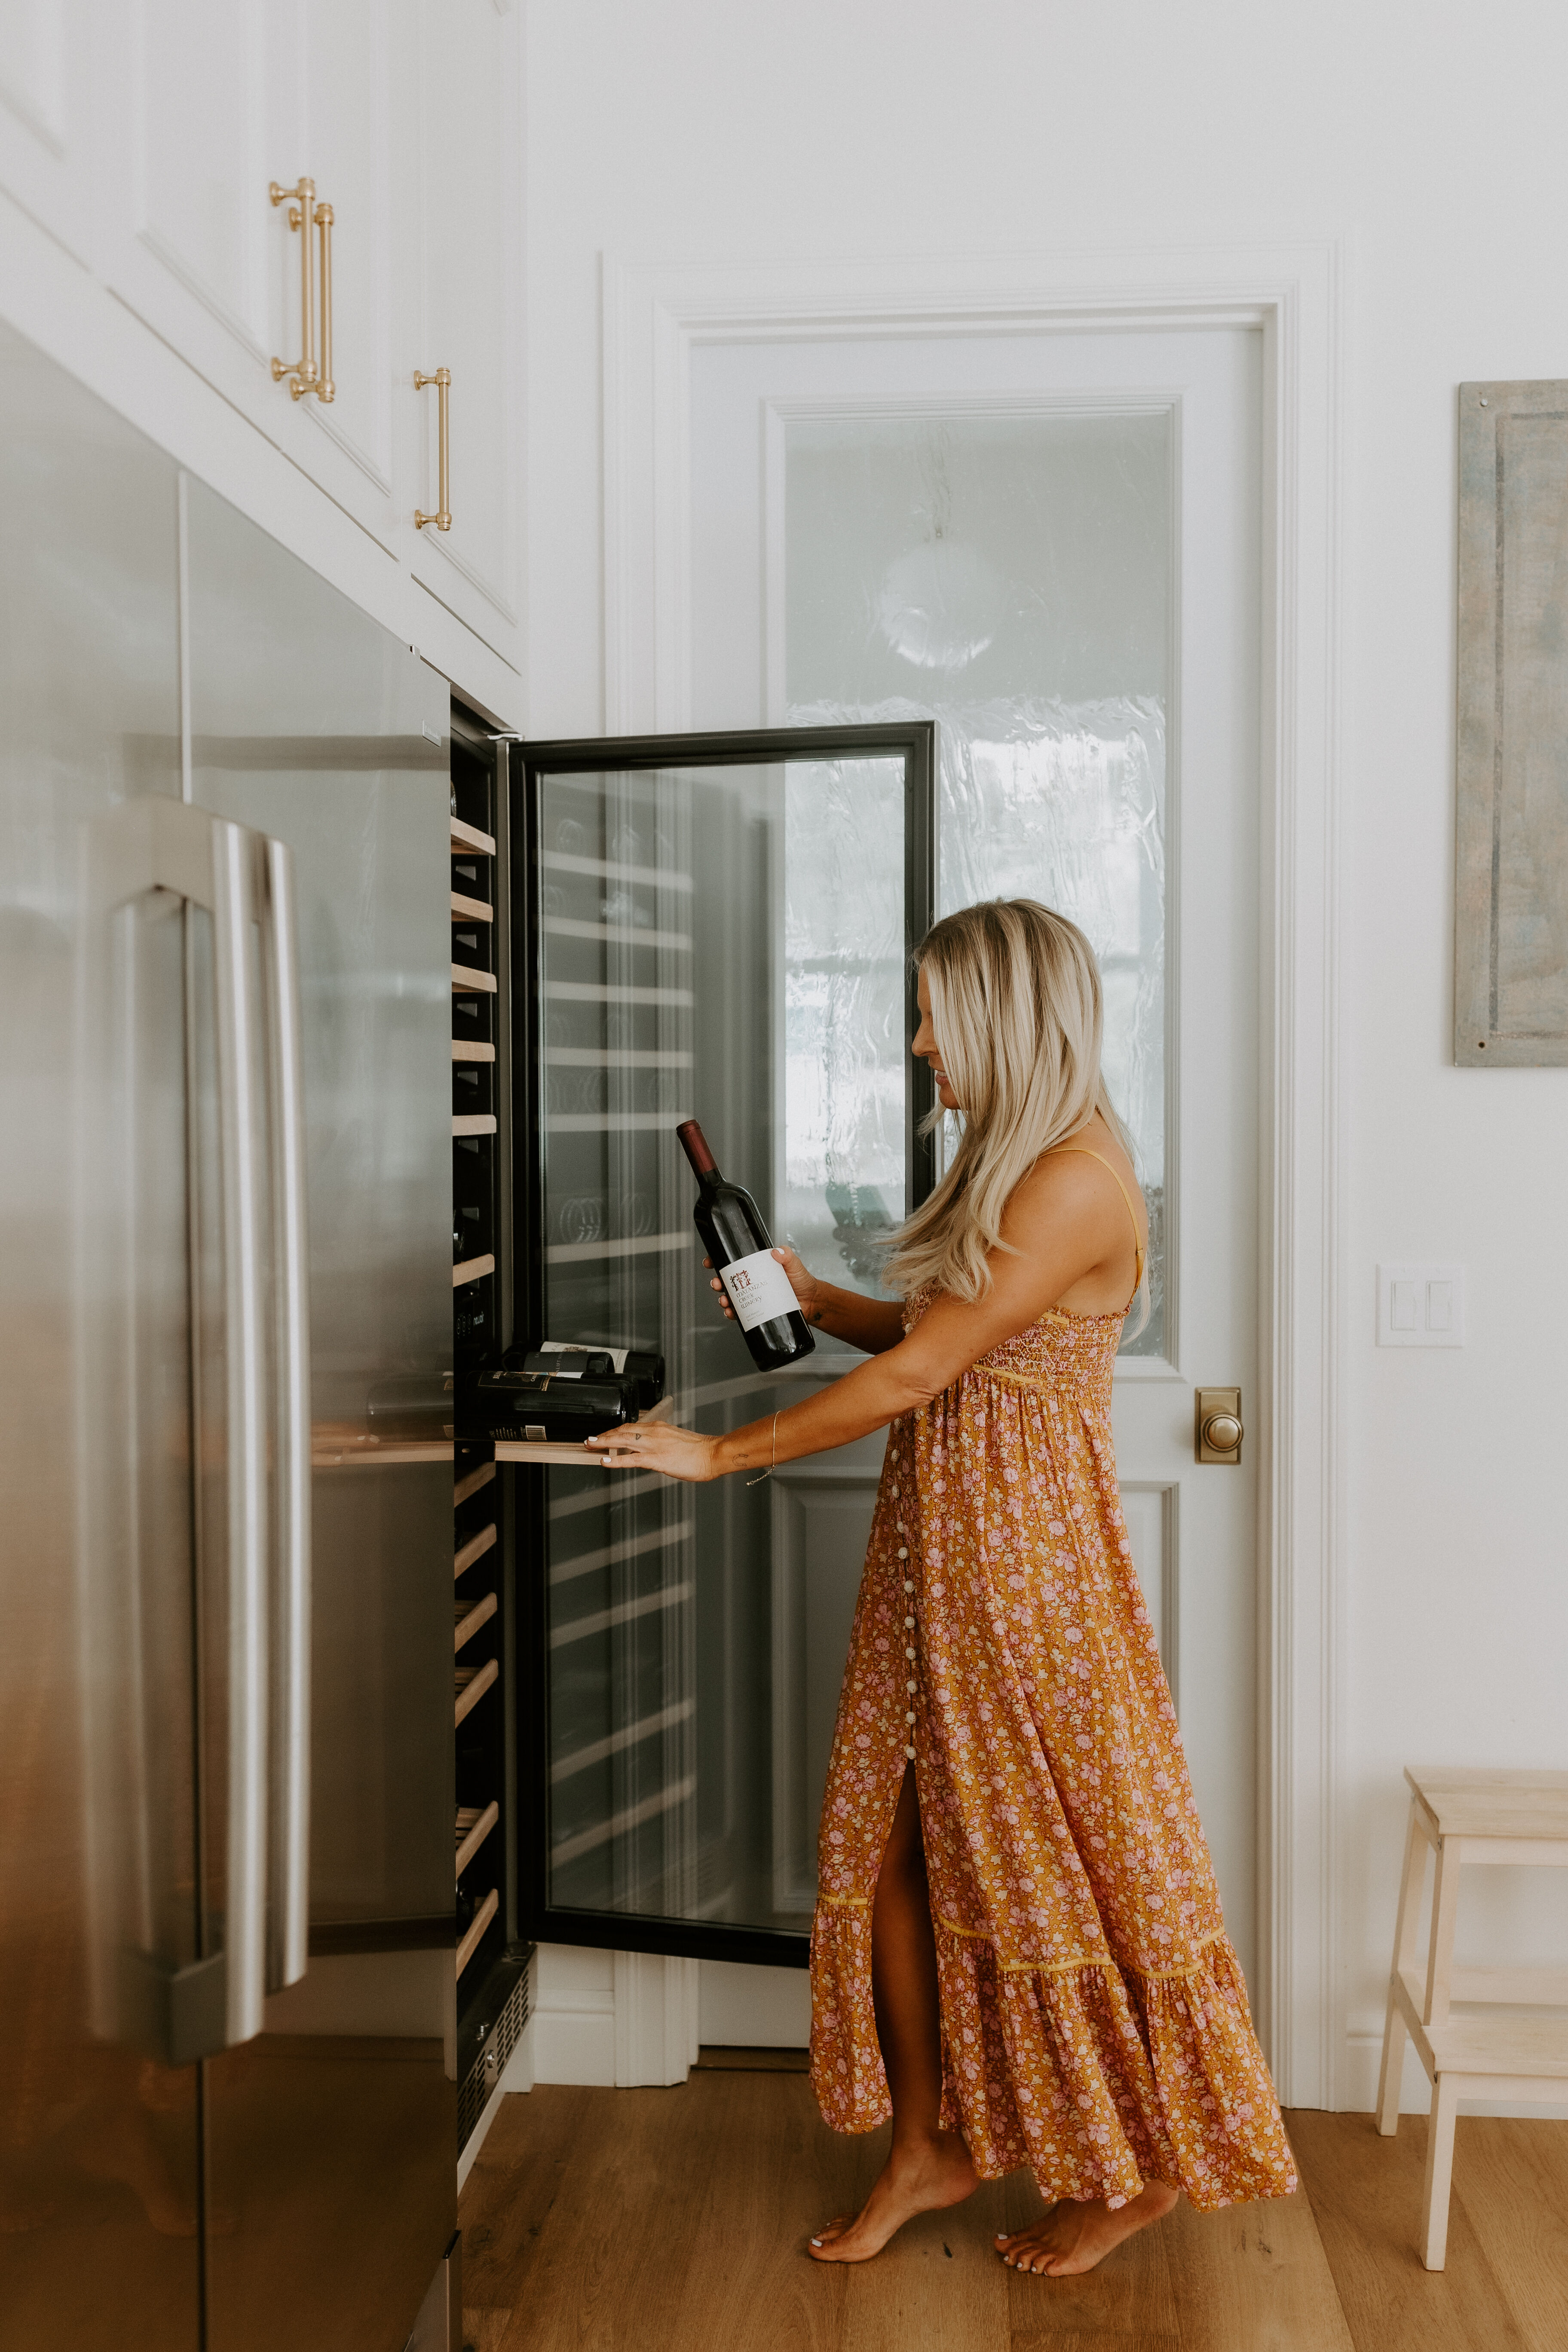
<box><xmin>1050</xmin><ymin>1146</ymin><xmax>1146</xmax><ymax>1302</ymax></box>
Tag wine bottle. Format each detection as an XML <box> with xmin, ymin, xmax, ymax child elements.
<box><xmin>676</xmin><ymin>1120</ymin><xmax>815</xmax><ymax>1370</ymax></box>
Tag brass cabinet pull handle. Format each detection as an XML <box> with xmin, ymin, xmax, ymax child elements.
<box><xmin>269</xmin><ymin>179</ymin><xmax>334</xmax><ymax>404</ymax></box>
<box><xmin>269</xmin><ymin>178</ymin><xmax>318</xmax><ymax>399</ymax></box>
<box><xmin>312</xmin><ymin>202</ymin><xmax>334</xmax><ymax>405</ymax></box>
<box><xmin>414</xmin><ymin>368</ymin><xmax>451</xmax><ymax>530</ymax></box>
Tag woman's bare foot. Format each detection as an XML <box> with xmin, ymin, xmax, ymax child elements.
<box><xmin>809</xmin><ymin>2130</ymin><xmax>978</xmax><ymax>2263</ymax></box>
<box><xmin>995</xmin><ymin>2179</ymin><xmax>1178</xmax><ymax>2275</ymax></box>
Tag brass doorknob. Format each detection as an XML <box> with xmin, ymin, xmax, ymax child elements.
<box><xmin>1194</xmin><ymin>1387</ymin><xmax>1243</xmax><ymax>1464</ymax></box>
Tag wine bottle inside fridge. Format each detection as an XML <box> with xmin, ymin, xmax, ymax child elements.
<box><xmin>676</xmin><ymin>1119</ymin><xmax>815</xmax><ymax>1371</ymax></box>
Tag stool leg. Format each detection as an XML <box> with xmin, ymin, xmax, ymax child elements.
<box><xmin>1375</xmin><ymin>1986</ymin><xmax>1408</xmax><ymax>2137</ymax></box>
<box><xmin>1421</xmin><ymin>2071</ymin><xmax>1459</xmax><ymax>2270</ymax></box>
<box><xmin>1376</xmin><ymin>1801</ymin><xmax>1426</xmax><ymax>2134</ymax></box>
<box><xmin>1424</xmin><ymin>1834</ymin><xmax>1461</xmax><ymax>2028</ymax></box>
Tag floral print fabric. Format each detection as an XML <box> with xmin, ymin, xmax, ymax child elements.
<box><xmin>808</xmin><ymin>1293</ymin><xmax>1298</xmax><ymax>2213</ymax></box>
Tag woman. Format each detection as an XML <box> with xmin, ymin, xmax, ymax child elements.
<box><xmin>590</xmin><ymin>899</ymin><xmax>1296</xmax><ymax>2276</ymax></box>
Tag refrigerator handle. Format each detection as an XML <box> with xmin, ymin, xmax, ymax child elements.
<box><xmin>259</xmin><ymin>831</ymin><xmax>313</xmax><ymax>1992</ymax></box>
<box><xmin>86</xmin><ymin>798</ymin><xmax>271</xmax><ymax>2056</ymax></box>
<box><xmin>210</xmin><ymin>816</ymin><xmax>272</xmax><ymax>2047</ymax></box>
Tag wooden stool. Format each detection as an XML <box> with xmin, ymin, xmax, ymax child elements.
<box><xmin>1376</xmin><ymin>1766</ymin><xmax>1568</xmax><ymax>2268</ymax></box>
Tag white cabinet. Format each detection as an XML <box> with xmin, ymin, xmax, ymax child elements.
<box><xmin>0</xmin><ymin>0</ymin><xmax>101</xmax><ymax>264</ymax></box>
<box><xmin>0</xmin><ymin>0</ymin><xmax>521</xmax><ymax>674</ymax></box>
<box><xmin>96</xmin><ymin>0</ymin><xmax>404</xmax><ymax>553</ymax></box>
<box><xmin>404</xmin><ymin>0</ymin><xmax>522</xmax><ymax>657</ymax></box>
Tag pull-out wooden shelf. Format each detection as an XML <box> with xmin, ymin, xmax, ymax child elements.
<box><xmin>454</xmin><ymin>1521</ymin><xmax>498</xmax><ymax>1577</ymax></box>
<box><xmin>457</xmin><ymin>1887</ymin><xmax>499</xmax><ymax>1977</ymax></box>
<box><xmin>312</xmin><ymin>1423</ymin><xmax>453</xmax><ymax>1469</ymax></box>
<box><xmin>455</xmin><ymin>1591</ymin><xmax>498</xmax><ymax>1653</ymax></box>
<box><xmin>493</xmin><ymin>1397</ymin><xmax>675</xmax><ymax>1469</ymax></box>
<box><xmin>453</xmin><ymin>1253</ymin><xmax>495</xmax><ymax>1287</ymax></box>
<box><xmin>455</xmin><ymin>1657</ymin><xmax>499</xmax><ymax>1727</ymax></box>
<box><xmin>450</xmin><ymin>816</ymin><xmax>496</xmax><ymax>857</ymax></box>
<box><xmin>456</xmin><ymin>1801</ymin><xmax>500</xmax><ymax>1881</ymax></box>
<box><xmin>454</xmin><ymin>1461</ymin><xmax>496</xmax><ymax>1510</ymax></box>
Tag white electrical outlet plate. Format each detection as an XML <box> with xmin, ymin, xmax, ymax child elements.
<box><xmin>1377</xmin><ymin>1262</ymin><xmax>1466</xmax><ymax>1348</ymax></box>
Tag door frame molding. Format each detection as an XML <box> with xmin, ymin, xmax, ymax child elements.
<box><xmin>601</xmin><ymin>242</ymin><xmax>1344</xmax><ymax>2107</ymax></box>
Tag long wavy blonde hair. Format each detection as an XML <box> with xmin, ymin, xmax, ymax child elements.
<box><xmin>884</xmin><ymin>897</ymin><xmax>1146</xmax><ymax>1326</ymax></box>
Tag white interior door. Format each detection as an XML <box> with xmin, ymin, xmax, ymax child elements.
<box><xmin>687</xmin><ymin>326</ymin><xmax>1261</xmax><ymax>2049</ymax></box>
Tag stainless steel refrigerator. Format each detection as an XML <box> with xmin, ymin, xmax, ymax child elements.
<box><xmin>0</xmin><ymin>324</ymin><xmax>457</xmax><ymax>2348</ymax></box>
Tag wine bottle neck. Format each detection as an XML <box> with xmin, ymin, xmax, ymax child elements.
<box><xmin>676</xmin><ymin>1118</ymin><xmax>721</xmax><ymax>1184</ymax></box>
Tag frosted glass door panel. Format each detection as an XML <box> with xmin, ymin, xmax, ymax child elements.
<box><xmin>528</xmin><ymin>734</ymin><xmax>926</xmax><ymax>1940</ymax></box>
<box><xmin>786</xmin><ymin>413</ymin><xmax>1170</xmax><ymax>1354</ymax></box>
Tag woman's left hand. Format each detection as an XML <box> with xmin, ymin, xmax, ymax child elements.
<box><xmin>585</xmin><ymin>1418</ymin><xmax>721</xmax><ymax>1482</ymax></box>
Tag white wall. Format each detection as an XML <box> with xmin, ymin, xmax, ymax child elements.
<box><xmin>521</xmin><ymin>0</ymin><xmax>1568</xmax><ymax>2106</ymax></box>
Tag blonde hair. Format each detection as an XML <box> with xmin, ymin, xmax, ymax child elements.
<box><xmin>885</xmin><ymin>898</ymin><xmax>1146</xmax><ymax>1326</ymax></box>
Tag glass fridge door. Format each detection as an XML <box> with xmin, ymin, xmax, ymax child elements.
<box><xmin>513</xmin><ymin>724</ymin><xmax>934</xmax><ymax>1962</ymax></box>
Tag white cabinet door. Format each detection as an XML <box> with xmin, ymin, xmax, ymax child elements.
<box><xmin>98</xmin><ymin>0</ymin><xmax>403</xmax><ymax>551</ymax></box>
<box><xmin>290</xmin><ymin>0</ymin><xmax>401</xmax><ymax>534</ymax></box>
<box><xmin>0</xmin><ymin>0</ymin><xmax>103</xmax><ymax>263</ymax></box>
<box><xmin>402</xmin><ymin>0</ymin><xmax>521</xmax><ymax>671</ymax></box>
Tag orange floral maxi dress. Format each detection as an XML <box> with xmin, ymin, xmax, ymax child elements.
<box><xmin>808</xmin><ymin>1275</ymin><xmax>1298</xmax><ymax>2214</ymax></box>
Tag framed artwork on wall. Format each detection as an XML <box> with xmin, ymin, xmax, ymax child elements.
<box><xmin>1456</xmin><ymin>379</ymin><xmax>1568</xmax><ymax>1065</ymax></box>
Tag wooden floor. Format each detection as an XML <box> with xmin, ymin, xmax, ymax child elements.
<box><xmin>458</xmin><ymin>2072</ymin><xmax>1568</xmax><ymax>2352</ymax></box>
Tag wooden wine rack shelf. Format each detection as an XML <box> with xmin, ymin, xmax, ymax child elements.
<box><xmin>312</xmin><ymin>1424</ymin><xmax>453</xmax><ymax>1469</ymax></box>
<box><xmin>453</xmin><ymin>1458</ymin><xmax>495</xmax><ymax>1505</ymax></box>
<box><xmin>453</xmin><ymin>722</ymin><xmax>507</xmax><ymax>2033</ymax></box>
<box><xmin>455</xmin><ymin>1656</ymin><xmax>498</xmax><ymax>1727</ymax></box>
<box><xmin>455</xmin><ymin>1591</ymin><xmax>498</xmax><ymax>1653</ymax></box>
<box><xmin>454</xmin><ymin>1520</ymin><xmax>497</xmax><ymax>1577</ymax></box>
<box><xmin>456</xmin><ymin>1801</ymin><xmax>500</xmax><ymax>1880</ymax></box>
<box><xmin>456</xmin><ymin>1887</ymin><xmax>499</xmax><ymax>1978</ymax></box>
<box><xmin>493</xmin><ymin>1397</ymin><xmax>676</xmax><ymax>1470</ymax></box>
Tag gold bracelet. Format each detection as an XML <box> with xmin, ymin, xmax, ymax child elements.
<box><xmin>745</xmin><ymin>1409</ymin><xmax>779</xmax><ymax>1488</ymax></box>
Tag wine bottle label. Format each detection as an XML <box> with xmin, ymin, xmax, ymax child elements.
<box><xmin>719</xmin><ymin>1246</ymin><xmax>798</xmax><ymax>1331</ymax></box>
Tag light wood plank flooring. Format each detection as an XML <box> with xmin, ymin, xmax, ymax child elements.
<box><xmin>459</xmin><ymin>2073</ymin><xmax>1568</xmax><ymax>2350</ymax></box>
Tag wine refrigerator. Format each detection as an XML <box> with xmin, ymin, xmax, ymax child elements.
<box><xmin>492</xmin><ymin>725</ymin><xmax>937</xmax><ymax>1970</ymax></box>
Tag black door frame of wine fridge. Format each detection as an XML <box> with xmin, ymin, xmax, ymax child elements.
<box><xmin>506</xmin><ymin>721</ymin><xmax>936</xmax><ymax>1969</ymax></box>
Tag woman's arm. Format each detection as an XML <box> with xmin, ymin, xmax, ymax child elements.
<box><xmin>592</xmin><ymin>1151</ymin><xmax>1130</xmax><ymax>1480</ymax></box>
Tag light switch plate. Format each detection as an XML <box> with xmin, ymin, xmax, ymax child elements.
<box><xmin>1377</xmin><ymin>1262</ymin><xmax>1466</xmax><ymax>1347</ymax></box>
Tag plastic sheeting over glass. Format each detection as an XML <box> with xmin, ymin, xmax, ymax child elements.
<box><xmin>782</xmin><ymin>756</ymin><xmax>907</xmax><ymax>1305</ymax></box>
<box><xmin>787</xmin><ymin>412</ymin><xmax>1171</xmax><ymax>1354</ymax></box>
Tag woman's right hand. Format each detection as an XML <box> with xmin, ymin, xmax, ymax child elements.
<box><xmin>704</xmin><ymin>1244</ymin><xmax>822</xmax><ymax>1326</ymax></box>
